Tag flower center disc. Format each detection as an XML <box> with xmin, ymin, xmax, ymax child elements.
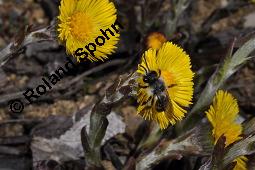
<box><xmin>160</xmin><ymin>70</ymin><xmax>176</xmax><ymax>87</ymax></box>
<box><xmin>70</xmin><ymin>12</ymin><xmax>94</xmax><ymax>42</ymax></box>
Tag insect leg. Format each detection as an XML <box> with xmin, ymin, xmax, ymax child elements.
<box><xmin>139</xmin><ymin>85</ymin><xmax>149</xmax><ymax>88</ymax></box>
<box><xmin>142</xmin><ymin>95</ymin><xmax>152</xmax><ymax>106</ymax></box>
<box><xmin>150</xmin><ymin>94</ymin><xmax>155</xmax><ymax>107</ymax></box>
<box><xmin>168</xmin><ymin>84</ymin><xmax>177</xmax><ymax>88</ymax></box>
<box><xmin>140</xmin><ymin>64</ymin><xmax>149</xmax><ymax>74</ymax></box>
<box><xmin>142</xmin><ymin>54</ymin><xmax>150</xmax><ymax>71</ymax></box>
<box><xmin>157</xmin><ymin>69</ymin><xmax>161</xmax><ymax>78</ymax></box>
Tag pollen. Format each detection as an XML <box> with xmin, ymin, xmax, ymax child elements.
<box><xmin>70</xmin><ymin>12</ymin><xmax>94</xmax><ymax>42</ymax></box>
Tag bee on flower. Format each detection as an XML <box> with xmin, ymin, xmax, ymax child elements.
<box><xmin>57</xmin><ymin>0</ymin><xmax>120</xmax><ymax>62</ymax></box>
<box><xmin>136</xmin><ymin>42</ymin><xmax>194</xmax><ymax>129</ymax></box>
<box><xmin>206</xmin><ymin>90</ymin><xmax>247</xmax><ymax>170</ymax></box>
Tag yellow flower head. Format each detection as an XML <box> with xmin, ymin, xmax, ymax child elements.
<box><xmin>58</xmin><ymin>0</ymin><xmax>120</xmax><ymax>62</ymax></box>
<box><xmin>145</xmin><ymin>32</ymin><xmax>167</xmax><ymax>50</ymax></box>
<box><xmin>205</xmin><ymin>90</ymin><xmax>247</xmax><ymax>170</ymax></box>
<box><xmin>206</xmin><ymin>90</ymin><xmax>242</xmax><ymax>146</ymax></box>
<box><xmin>136</xmin><ymin>42</ymin><xmax>194</xmax><ymax>129</ymax></box>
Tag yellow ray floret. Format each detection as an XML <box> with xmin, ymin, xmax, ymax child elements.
<box><xmin>205</xmin><ymin>90</ymin><xmax>247</xmax><ymax>170</ymax></box>
<box><xmin>234</xmin><ymin>156</ymin><xmax>247</xmax><ymax>170</ymax></box>
<box><xmin>136</xmin><ymin>42</ymin><xmax>194</xmax><ymax>129</ymax></box>
<box><xmin>58</xmin><ymin>0</ymin><xmax>120</xmax><ymax>62</ymax></box>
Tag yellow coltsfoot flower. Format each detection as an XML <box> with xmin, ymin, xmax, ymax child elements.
<box><xmin>58</xmin><ymin>0</ymin><xmax>120</xmax><ymax>62</ymax></box>
<box><xmin>145</xmin><ymin>32</ymin><xmax>167</xmax><ymax>50</ymax></box>
<box><xmin>206</xmin><ymin>90</ymin><xmax>248</xmax><ymax>170</ymax></box>
<box><xmin>136</xmin><ymin>42</ymin><xmax>194</xmax><ymax>129</ymax></box>
<box><xmin>206</xmin><ymin>91</ymin><xmax>242</xmax><ymax>146</ymax></box>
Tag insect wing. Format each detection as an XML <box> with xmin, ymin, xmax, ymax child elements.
<box><xmin>162</xmin><ymin>89</ymin><xmax>173</xmax><ymax>114</ymax></box>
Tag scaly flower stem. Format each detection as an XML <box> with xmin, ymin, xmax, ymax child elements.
<box><xmin>81</xmin><ymin>73</ymin><xmax>138</xmax><ymax>169</ymax></box>
<box><xmin>0</xmin><ymin>21</ymin><xmax>56</xmax><ymax>66</ymax></box>
<box><xmin>136</xmin><ymin>127</ymin><xmax>205</xmax><ymax>170</ymax></box>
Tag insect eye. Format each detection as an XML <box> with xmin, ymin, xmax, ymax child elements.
<box><xmin>151</xmin><ymin>71</ymin><xmax>157</xmax><ymax>75</ymax></box>
<box><xmin>143</xmin><ymin>77</ymin><xmax>148</xmax><ymax>82</ymax></box>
